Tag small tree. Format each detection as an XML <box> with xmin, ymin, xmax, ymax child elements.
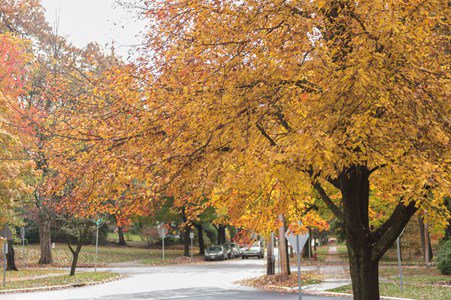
<box><xmin>62</xmin><ymin>217</ymin><xmax>96</xmax><ymax>276</ymax></box>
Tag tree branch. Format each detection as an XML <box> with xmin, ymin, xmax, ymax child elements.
<box><xmin>67</xmin><ymin>242</ymin><xmax>75</xmax><ymax>254</ymax></box>
<box><xmin>256</xmin><ymin>123</ymin><xmax>277</xmax><ymax>146</ymax></box>
<box><xmin>371</xmin><ymin>200</ymin><xmax>418</xmax><ymax>261</ymax></box>
<box><xmin>369</xmin><ymin>163</ymin><xmax>387</xmax><ymax>174</ymax></box>
<box><xmin>312</xmin><ymin>181</ymin><xmax>344</xmax><ymax>221</ymax></box>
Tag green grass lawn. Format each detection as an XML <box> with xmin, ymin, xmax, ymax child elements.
<box><xmin>329</xmin><ymin>265</ymin><xmax>451</xmax><ymax>300</ymax></box>
<box><xmin>0</xmin><ymin>271</ymin><xmax>119</xmax><ymax>291</ymax></box>
<box><xmin>10</xmin><ymin>243</ymin><xmax>187</xmax><ymax>268</ymax></box>
<box><xmin>106</xmin><ymin>232</ymin><xmax>144</xmax><ymax>244</ymax></box>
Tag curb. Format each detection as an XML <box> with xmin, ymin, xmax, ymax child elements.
<box><xmin>305</xmin><ymin>290</ymin><xmax>414</xmax><ymax>300</ymax></box>
<box><xmin>263</xmin><ymin>285</ymin><xmax>414</xmax><ymax>300</ymax></box>
<box><xmin>0</xmin><ymin>274</ymin><xmax>125</xmax><ymax>295</ymax></box>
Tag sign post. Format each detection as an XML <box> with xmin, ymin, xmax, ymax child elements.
<box><xmin>157</xmin><ymin>224</ymin><xmax>168</xmax><ymax>261</ymax></box>
<box><xmin>296</xmin><ymin>235</ymin><xmax>302</xmax><ymax>300</ymax></box>
<box><xmin>190</xmin><ymin>232</ymin><xmax>194</xmax><ymax>259</ymax></box>
<box><xmin>20</xmin><ymin>227</ymin><xmax>25</xmax><ymax>266</ymax></box>
<box><xmin>396</xmin><ymin>228</ymin><xmax>405</xmax><ymax>293</ymax></box>
<box><xmin>94</xmin><ymin>219</ymin><xmax>103</xmax><ymax>272</ymax></box>
<box><xmin>285</xmin><ymin>224</ymin><xmax>309</xmax><ymax>300</ymax></box>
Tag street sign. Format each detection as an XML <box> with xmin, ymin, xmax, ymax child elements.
<box><xmin>157</xmin><ymin>224</ymin><xmax>168</xmax><ymax>260</ymax></box>
<box><xmin>158</xmin><ymin>225</ymin><xmax>168</xmax><ymax>239</ymax></box>
<box><xmin>20</xmin><ymin>227</ymin><xmax>25</xmax><ymax>239</ymax></box>
<box><xmin>285</xmin><ymin>228</ymin><xmax>309</xmax><ymax>255</ymax></box>
<box><xmin>189</xmin><ymin>232</ymin><xmax>194</xmax><ymax>259</ymax></box>
<box><xmin>285</xmin><ymin>223</ymin><xmax>309</xmax><ymax>300</ymax></box>
<box><xmin>1</xmin><ymin>225</ymin><xmax>12</xmax><ymax>241</ymax></box>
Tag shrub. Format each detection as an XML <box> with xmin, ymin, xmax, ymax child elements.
<box><xmin>437</xmin><ymin>240</ymin><xmax>451</xmax><ymax>275</ymax></box>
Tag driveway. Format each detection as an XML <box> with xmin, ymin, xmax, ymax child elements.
<box><xmin>2</xmin><ymin>259</ymin><xmax>347</xmax><ymax>299</ymax></box>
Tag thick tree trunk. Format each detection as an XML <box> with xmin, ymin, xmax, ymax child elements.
<box><xmin>347</xmin><ymin>244</ymin><xmax>380</xmax><ymax>300</ymax></box>
<box><xmin>216</xmin><ymin>225</ymin><xmax>226</xmax><ymax>244</ymax></box>
<box><xmin>278</xmin><ymin>214</ymin><xmax>289</xmax><ymax>280</ymax></box>
<box><xmin>266</xmin><ymin>234</ymin><xmax>275</xmax><ymax>275</ymax></box>
<box><xmin>38</xmin><ymin>220</ymin><xmax>53</xmax><ymax>264</ymax></box>
<box><xmin>340</xmin><ymin>166</ymin><xmax>380</xmax><ymax>299</ymax></box>
<box><xmin>314</xmin><ymin>165</ymin><xmax>419</xmax><ymax>300</ymax></box>
<box><xmin>183</xmin><ymin>227</ymin><xmax>190</xmax><ymax>257</ymax></box>
<box><xmin>195</xmin><ymin>223</ymin><xmax>205</xmax><ymax>255</ymax></box>
<box><xmin>6</xmin><ymin>241</ymin><xmax>18</xmax><ymax>271</ymax></box>
<box><xmin>117</xmin><ymin>226</ymin><xmax>127</xmax><ymax>246</ymax></box>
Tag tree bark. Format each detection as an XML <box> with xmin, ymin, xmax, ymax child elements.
<box><xmin>6</xmin><ymin>240</ymin><xmax>18</xmax><ymax>271</ymax></box>
<box><xmin>266</xmin><ymin>234</ymin><xmax>275</xmax><ymax>275</ymax></box>
<box><xmin>284</xmin><ymin>235</ymin><xmax>291</xmax><ymax>275</ymax></box>
<box><xmin>340</xmin><ymin>166</ymin><xmax>379</xmax><ymax>299</ymax></box>
<box><xmin>314</xmin><ymin>165</ymin><xmax>418</xmax><ymax>299</ymax></box>
<box><xmin>216</xmin><ymin>224</ymin><xmax>226</xmax><ymax>244</ymax></box>
<box><xmin>347</xmin><ymin>244</ymin><xmax>379</xmax><ymax>300</ymax></box>
<box><xmin>68</xmin><ymin>243</ymin><xmax>82</xmax><ymax>276</ymax></box>
<box><xmin>278</xmin><ymin>214</ymin><xmax>289</xmax><ymax>280</ymax></box>
<box><xmin>117</xmin><ymin>226</ymin><xmax>127</xmax><ymax>246</ymax></box>
<box><xmin>38</xmin><ymin>220</ymin><xmax>53</xmax><ymax>264</ymax></box>
<box><xmin>195</xmin><ymin>223</ymin><xmax>205</xmax><ymax>255</ymax></box>
<box><xmin>418</xmin><ymin>214</ymin><xmax>433</xmax><ymax>262</ymax></box>
<box><xmin>183</xmin><ymin>226</ymin><xmax>190</xmax><ymax>257</ymax></box>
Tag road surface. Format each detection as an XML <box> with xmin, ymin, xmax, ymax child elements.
<box><xmin>2</xmin><ymin>258</ymin><xmax>347</xmax><ymax>299</ymax></box>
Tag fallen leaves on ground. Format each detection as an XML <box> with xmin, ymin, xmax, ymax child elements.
<box><xmin>239</xmin><ymin>271</ymin><xmax>323</xmax><ymax>293</ymax></box>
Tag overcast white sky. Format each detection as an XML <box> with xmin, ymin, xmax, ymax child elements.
<box><xmin>41</xmin><ymin>0</ymin><xmax>147</xmax><ymax>59</ymax></box>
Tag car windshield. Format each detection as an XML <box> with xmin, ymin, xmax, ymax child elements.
<box><xmin>208</xmin><ymin>246</ymin><xmax>222</xmax><ymax>252</ymax></box>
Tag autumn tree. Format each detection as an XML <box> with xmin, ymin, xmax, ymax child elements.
<box><xmin>35</xmin><ymin>1</ymin><xmax>449</xmax><ymax>298</ymax></box>
<box><xmin>131</xmin><ymin>1</ymin><xmax>451</xmax><ymax>299</ymax></box>
<box><xmin>0</xmin><ymin>32</ymin><xmax>35</xmax><ymax>271</ymax></box>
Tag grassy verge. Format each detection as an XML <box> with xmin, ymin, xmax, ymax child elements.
<box><xmin>9</xmin><ymin>244</ymin><xmax>186</xmax><ymax>267</ymax></box>
<box><xmin>1</xmin><ymin>269</ymin><xmax>66</xmax><ymax>281</ymax></box>
<box><xmin>0</xmin><ymin>271</ymin><xmax>119</xmax><ymax>291</ymax></box>
<box><xmin>328</xmin><ymin>265</ymin><xmax>450</xmax><ymax>300</ymax></box>
<box><xmin>329</xmin><ymin>283</ymin><xmax>450</xmax><ymax>300</ymax></box>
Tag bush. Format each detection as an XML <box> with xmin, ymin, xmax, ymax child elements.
<box><xmin>437</xmin><ymin>240</ymin><xmax>451</xmax><ymax>275</ymax></box>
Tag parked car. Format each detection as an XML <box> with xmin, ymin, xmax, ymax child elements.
<box><xmin>241</xmin><ymin>242</ymin><xmax>264</xmax><ymax>259</ymax></box>
<box><xmin>223</xmin><ymin>243</ymin><xmax>233</xmax><ymax>259</ymax></box>
<box><xmin>225</xmin><ymin>242</ymin><xmax>240</xmax><ymax>258</ymax></box>
<box><xmin>204</xmin><ymin>245</ymin><xmax>227</xmax><ymax>261</ymax></box>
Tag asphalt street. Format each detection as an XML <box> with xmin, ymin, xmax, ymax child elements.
<box><xmin>1</xmin><ymin>258</ymin><xmax>347</xmax><ymax>300</ymax></box>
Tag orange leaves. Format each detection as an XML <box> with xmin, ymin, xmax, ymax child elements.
<box><xmin>0</xmin><ymin>33</ymin><xmax>35</xmax><ymax>223</ymax></box>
